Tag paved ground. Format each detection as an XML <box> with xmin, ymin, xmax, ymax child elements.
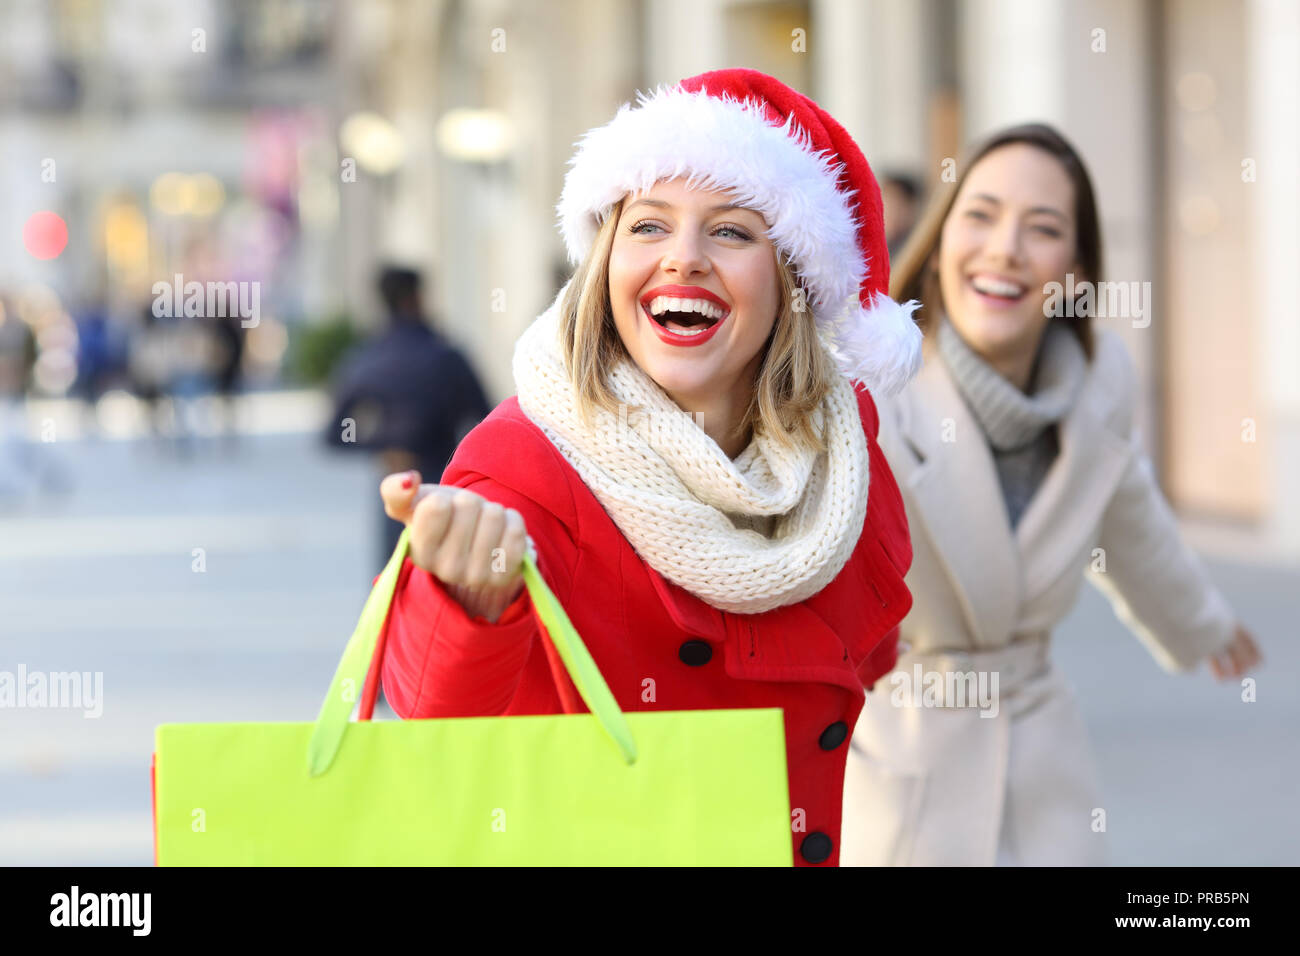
<box><xmin>1052</xmin><ymin>556</ymin><xmax>1299</xmax><ymax>865</ymax></box>
<box><xmin>1</xmin><ymin>392</ymin><xmax>1296</xmax><ymax>865</ymax></box>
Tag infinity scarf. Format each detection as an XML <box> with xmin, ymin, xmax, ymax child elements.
<box><xmin>938</xmin><ymin>316</ymin><xmax>1086</xmax><ymax>527</ymax></box>
<box><xmin>511</xmin><ymin>290</ymin><xmax>870</xmax><ymax>614</ymax></box>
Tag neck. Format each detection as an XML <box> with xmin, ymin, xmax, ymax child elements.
<box><xmin>956</xmin><ymin>322</ymin><xmax>1045</xmax><ymax>393</ymax></box>
<box><xmin>667</xmin><ymin>384</ymin><xmax>753</xmax><ymax>459</ymax></box>
<box><xmin>985</xmin><ymin>347</ymin><xmax>1037</xmax><ymax>393</ymax></box>
<box><xmin>937</xmin><ymin>315</ymin><xmax>1046</xmax><ymax>393</ymax></box>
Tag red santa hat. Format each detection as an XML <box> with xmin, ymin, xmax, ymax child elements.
<box><xmin>557</xmin><ymin>67</ymin><xmax>923</xmax><ymax>397</ymax></box>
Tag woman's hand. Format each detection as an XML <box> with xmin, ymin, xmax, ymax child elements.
<box><xmin>380</xmin><ymin>470</ymin><xmax>529</xmax><ymax>623</ymax></box>
<box><xmin>1207</xmin><ymin>624</ymin><xmax>1262</xmax><ymax>681</ymax></box>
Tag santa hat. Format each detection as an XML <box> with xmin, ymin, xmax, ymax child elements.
<box><xmin>556</xmin><ymin>67</ymin><xmax>923</xmax><ymax>397</ymax></box>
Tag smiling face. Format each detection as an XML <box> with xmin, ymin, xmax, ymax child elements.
<box><xmin>608</xmin><ymin>176</ymin><xmax>780</xmax><ymax>411</ymax></box>
<box><xmin>937</xmin><ymin>142</ymin><xmax>1082</xmax><ymax>365</ymax></box>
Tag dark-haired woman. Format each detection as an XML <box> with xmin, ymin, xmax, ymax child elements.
<box><xmin>841</xmin><ymin>124</ymin><xmax>1262</xmax><ymax>867</ymax></box>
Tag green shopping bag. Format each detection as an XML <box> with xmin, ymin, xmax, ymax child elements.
<box><xmin>153</xmin><ymin>528</ymin><xmax>794</xmax><ymax>865</ymax></box>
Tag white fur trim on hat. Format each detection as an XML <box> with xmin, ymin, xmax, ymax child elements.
<box><xmin>559</xmin><ymin>84</ymin><xmax>862</xmax><ymax>317</ymax></box>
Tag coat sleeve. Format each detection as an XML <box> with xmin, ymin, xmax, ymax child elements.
<box><xmin>379</xmin><ymin>471</ymin><xmax>580</xmax><ymax>719</ymax></box>
<box><xmin>1084</xmin><ymin>415</ymin><xmax>1236</xmax><ymax>675</ymax></box>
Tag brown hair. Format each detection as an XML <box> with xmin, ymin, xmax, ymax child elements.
<box><xmin>889</xmin><ymin>123</ymin><xmax>1101</xmax><ymax>360</ymax></box>
<box><xmin>556</xmin><ymin>197</ymin><xmax>836</xmax><ymax>453</ymax></box>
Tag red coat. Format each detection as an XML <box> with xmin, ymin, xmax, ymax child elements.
<box><xmin>376</xmin><ymin>386</ymin><xmax>913</xmax><ymax>866</ymax></box>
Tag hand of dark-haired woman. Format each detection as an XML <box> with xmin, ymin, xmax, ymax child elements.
<box><xmin>1207</xmin><ymin>624</ymin><xmax>1262</xmax><ymax>681</ymax></box>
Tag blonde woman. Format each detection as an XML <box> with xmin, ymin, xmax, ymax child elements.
<box><xmin>368</xmin><ymin>69</ymin><xmax>925</xmax><ymax>866</ymax></box>
<box><xmin>841</xmin><ymin>123</ymin><xmax>1262</xmax><ymax>867</ymax></box>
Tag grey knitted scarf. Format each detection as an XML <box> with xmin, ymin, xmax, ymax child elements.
<box><xmin>936</xmin><ymin>316</ymin><xmax>1086</xmax><ymax>528</ymax></box>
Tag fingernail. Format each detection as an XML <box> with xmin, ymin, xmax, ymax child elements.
<box><xmin>400</xmin><ymin>475</ymin><xmax>413</xmax><ymax>490</ymax></box>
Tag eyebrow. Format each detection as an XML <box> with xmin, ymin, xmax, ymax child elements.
<box><xmin>966</xmin><ymin>193</ymin><xmax>1068</xmax><ymax>221</ymax></box>
<box><xmin>624</xmin><ymin>198</ymin><xmax>762</xmax><ymax>217</ymax></box>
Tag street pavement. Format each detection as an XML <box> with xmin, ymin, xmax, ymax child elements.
<box><xmin>1</xmin><ymin>392</ymin><xmax>1296</xmax><ymax>865</ymax></box>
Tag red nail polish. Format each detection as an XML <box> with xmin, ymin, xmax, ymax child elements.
<box><xmin>401</xmin><ymin>476</ymin><xmax>413</xmax><ymax>490</ymax></box>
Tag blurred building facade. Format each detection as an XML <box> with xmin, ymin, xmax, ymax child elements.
<box><xmin>338</xmin><ymin>0</ymin><xmax>1296</xmax><ymax>560</ymax></box>
<box><xmin>0</xmin><ymin>0</ymin><xmax>340</xmax><ymax>402</ymax></box>
<box><xmin>2</xmin><ymin>0</ymin><xmax>1296</xmax><ymax>558</ymax></box>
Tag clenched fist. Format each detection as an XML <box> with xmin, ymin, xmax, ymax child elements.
<box><xmin>380</xmin><ymin>470</ymin><xmax>529</xmax><ymax>623</ymax></box>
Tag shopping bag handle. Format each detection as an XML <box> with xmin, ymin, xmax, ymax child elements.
<box><xmin>307</xmin><ymin>527</ymin><xmax>638</xmax><ymax>776</ymax></box>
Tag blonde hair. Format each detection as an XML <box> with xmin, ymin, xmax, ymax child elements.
<box><xmin>557</xmin><ymin>197</ymin><xmax>835</xmax><ymax>454</ymax></box>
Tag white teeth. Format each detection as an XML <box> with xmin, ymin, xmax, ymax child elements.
<box><xmin>971</xmin><ymin>276</ymin><xmax>1026</xmax><ymax>298</ymax></box>
<box><xmin>647</xmin><ymin>296</ymin><xmax>725</xmax><ymax>320</ymax></box>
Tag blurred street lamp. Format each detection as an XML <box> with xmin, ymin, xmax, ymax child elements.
<box><xmin>435</xmin><ymin>108</ymin><xmax>514</xmax><ymax>163</ymax></box>
<box><xmin>339</xmin><ymin>111</ymin><xmax>406</xmax><ymax>175</ymax></box>
<box><xmin>103</xmin><ymin>199</ymin><xmax>150</xmax><ymax>285</ymax></box>
<box><xmin>188</xmin><ymin>174</ymin><xmax>226</xmax><ymax>218</ymax></box>
<box><xmin>149</xmin><ymin>172</ymin><xmax>227</xmax><ymax>218</ymax></box>
<box><xmin>150</xmin><ymin>173</ymin><xmax>190</xmax><ymax>216</ymax></box>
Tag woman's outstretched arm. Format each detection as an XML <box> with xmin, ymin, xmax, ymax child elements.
<box><xmin>378</xmin><ymin>473</ymin><xmax>579</xmax><ymax>718</ymax></box>
<box><xmin>1085</xmin><ymin>431</ymin><xmax>1245</xmax><ymax>674</ymax></box>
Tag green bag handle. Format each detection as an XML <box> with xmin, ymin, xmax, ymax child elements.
<box><xmin>307</xmin><ymin>527</ymin><xmax>638</xmax><ymax>776</ymax></box>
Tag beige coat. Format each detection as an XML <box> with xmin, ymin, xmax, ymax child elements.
<box><xmin>841</xmin><ymin>328</ymin><xmax>1237</xmax><ymax>866</ymax></box>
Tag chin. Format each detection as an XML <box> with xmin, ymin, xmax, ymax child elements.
<box><xmin>966</xmin><ymin>308</ymin><xmax>1038</xmax><ymax>349</ymax></box>
<box><xmin>643</xmin><ymin>364</ymin><xmax>710</xmax><ymax>399</ymax></box>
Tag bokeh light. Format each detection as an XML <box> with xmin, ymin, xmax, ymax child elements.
<box><xmin>22</xmin><ymin>211</ymin><xmax>68</xmax><ymax>259</ymax></box>
<box><xmin>435</xmin><ymin>109</ymin><xmax>514</xmax><ymax>162</ymax></box>
<box><xmin>339</xmin><ymin>111</ymin><xmax>405</xmax><ymax>174</ymax></box>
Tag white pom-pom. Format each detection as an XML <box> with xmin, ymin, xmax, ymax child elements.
<box><xmin>826</xmin><ymin>292</ymin><xmax>924</xmax><ymax>397</ymax></box>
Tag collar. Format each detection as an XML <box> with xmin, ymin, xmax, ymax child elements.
<box><xmin>936</xmin><ymin>316</ymin><xmax>1086</xmax><ymax>451</ymax></box>
<box><xmin>891</xmin><ymin>340</ymin><xmax>1129</xmax><ymax>645</ymax></box>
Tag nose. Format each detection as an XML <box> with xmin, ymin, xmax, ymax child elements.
<box><xmin>984</xmin><ymin>213</ymin><xmax>1024</xmax><ymax>265</ymax></box>
<box><xmin>661</xmin><ymin>226</ymin><xmax>711</xmax><ymax>278</ymax></box>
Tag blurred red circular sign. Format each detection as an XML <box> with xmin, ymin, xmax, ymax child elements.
<box><xmin>24</xmin><ymin>211</ymin><xmax>69</xmax><ymax>260</ymax></box>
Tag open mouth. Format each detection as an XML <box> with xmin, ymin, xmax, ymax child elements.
<box><xmin>641</xmin><ymin>294</ymin><xmax>730</xmax><ymax>343</ymax></box>
<box><xmin>650</xmin><ymin>308</ymin><xmax>719</xmax><ymax>335</ymax></box>
<box><xmin>969</xmin><ymin>273</ymin><xmax>1028</xmax><ymax>304</ymax></box>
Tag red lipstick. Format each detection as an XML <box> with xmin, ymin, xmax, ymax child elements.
<box><xmin>639</xmin><ymin>285</ymin><xmax>730</xmax><ymax>348</ymax></box>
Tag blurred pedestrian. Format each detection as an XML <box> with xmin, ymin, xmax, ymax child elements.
<box><xmin>0</xmin><ymin>295</ymin><xmax>35</xmax><ymax>502</ymax></box>
<box><xmin>841</xmin><ymin>123</ymin><xmax>1262</xmax><ymax>867</ymax></box>
<box><xmin>212</xmin><ymin>313</ymin><xmax>245</xmax><ymax>446</ymax></box>
<box><xmin>882</xmin><ymin>171</ymin><xmax>921</xmax><ymax>261</ymax></box>
<box><xmin>325</xmin><ymin>266</ymin><xmax>490</xmax><ymax>570</ymax></box>
<box><xmin>71</xmin><ymin>297</ymin><xmax>121</xmax><ymax>405</ymax></box>
<box><xmin>127</xmin><ymin>304</ymin><xmax>168</xmax><ymax>437</ymax></box>
<box><xmin>128</xmin><ymin>303</ymin><xmax>215</xmax><ymax>454</ymax></box>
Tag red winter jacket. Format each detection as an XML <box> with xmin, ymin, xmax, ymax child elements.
<box><xmin>375</xmin><ymin>387</ymin><xmax>913</xmax><ymax>866</ymax></box>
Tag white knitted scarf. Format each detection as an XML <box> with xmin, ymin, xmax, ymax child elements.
<box><xmin>511</xmin><ymin>294</ymin><xmax>870</xmax><ymax>614</ymax></box>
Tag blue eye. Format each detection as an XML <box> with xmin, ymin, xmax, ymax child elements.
<box><xmin>965</xmin><ymin>209</ymin><xmax>990</xmax><ymax>221</ymax></box>
<box><xmin>715</xmin><ymin>225</ymin><xmax>752</xmax><ymax>240</ymax></box>
<box><xmin>628</xmin><ymin>220</ymin><xmax>752</xmax><ymax>240</ymax></box>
